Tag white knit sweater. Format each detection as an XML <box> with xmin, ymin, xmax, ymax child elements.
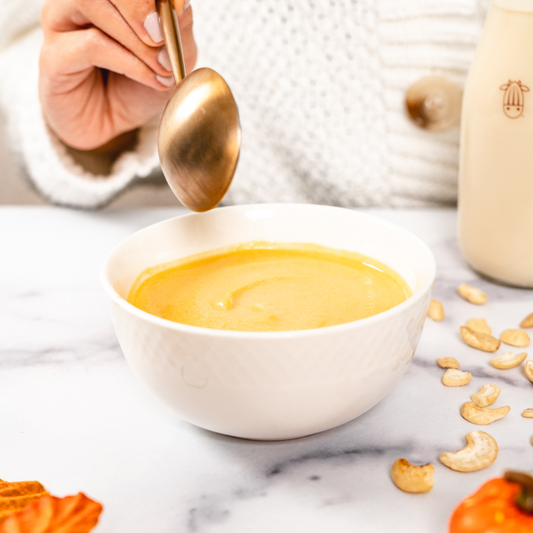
<box><xmin>0</xmin><ymin>0</ymin><xmax>490</xmax><ymax>208</ymax></box>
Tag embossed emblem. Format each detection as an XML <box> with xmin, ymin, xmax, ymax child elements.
<box><xmin>500</xmin><ymin>80</ymin><xmax>529</xmax><ymax>119</ymax></box>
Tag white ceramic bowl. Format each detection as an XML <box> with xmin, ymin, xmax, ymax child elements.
<box><xmin>102</xmin><ymin>204</ymin><xmax>435</xmax><ymax>440</ymax></box>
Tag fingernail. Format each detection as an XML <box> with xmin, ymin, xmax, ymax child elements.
<box><xmin>158</xmin><ymin>46</ymin><xmax>171</xmax><ymax>72</ymax></box>
<box><xmin>156</xmin><ymin>75</ymin><xmax>175</xmax><ymax>87</ymax></box>
<box><xmin>144</xmin><ymin>12</ymin><xmax>163</xmax><ymax>43</ymax></box>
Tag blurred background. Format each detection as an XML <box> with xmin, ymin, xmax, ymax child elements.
<box><xmin>0</xmin><ymin>0</ymin><xmax>492</xmax><ymax>209</ymax></box>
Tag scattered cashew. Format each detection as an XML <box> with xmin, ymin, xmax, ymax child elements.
<box><xmin>472</xmin><ymin>384</ymin><xmax>501</xmax><ymax>407</ymax></box>
<box><xmin>490</xmin><ymin>352</ymin><xmax>527</xmax><ymax>370</ymax></box>
<box><xmin>521</xmin><ymin>313</ymin><xmax>533</xmax><ymax>329</ymax></box>
<box><xmin>500</xmin><ymin>329</ymin><xmax>530</xmax><ymax>348</ymax></box>
<box><xmin>437</xmin><ymin>357</ymin><xmax>460</xmax><ymax>369</ymax></box>
<box><xmin>439</xmin><ymin>431</ymin><xmax>498</xmax><ymax>472</ymax></box>
<box><xmin>460</xmin><ymin>401</ymin><xmax>510</xmax><ymax>425</ymax></box>
<box><xmin>442</xmin><ymin>369</ymin><xmax>472</xmax><ymax>387</ymax></box>
<box><xmin>391</xmin><ymin>459</ymin><xmax>434</xmax><ymax>494</ymax></box>
<box><xmin>428</xmin><ymin>299</ymin><xmax>445</xmax><ymax>321</ymax></box>
<box><xmin>465</xmin><ymin>318</ymin><xmax>491</xmax><ymax>336</ymax></box>
<box><xmin>457</xmin><ymin>284</ymin><xmax>488</xmax><ymax>305</ymax></box>
<box><xmin>522</xmin><ymin>409</ymin><xmax>533</xmax><ymax>418</ymax></box>
<box><xmin>525</xmin><ymin>361</ymin><xmax>533</xmax><ymax>383</ymax></box>
<box><xmin>460</xmin><ymin>326</ymin><xmax>501</xmax><ymax>353</ymax></box>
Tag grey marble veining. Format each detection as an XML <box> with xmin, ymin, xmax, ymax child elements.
<box><xmin>1</xmin><ymin>206</ymin><xmax>532</xmax><ymax>533</ymax></box>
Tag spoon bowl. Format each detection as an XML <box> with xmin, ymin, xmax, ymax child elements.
<box><xmin>159</xmin><ymin>68</ymin><xmax>241</xmax><ymax>212</ymax></box>
<box><xmin>157</xmin><ymin>0</ymin><xmax>241</xmax><ymax>212</ymax></box>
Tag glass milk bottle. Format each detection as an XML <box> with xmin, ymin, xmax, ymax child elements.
<box><xmin>458</xmin><ymin>0</ymin><xmax>533</xmax><ymax>287</ymax></box>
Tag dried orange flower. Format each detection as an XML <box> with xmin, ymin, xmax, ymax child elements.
<box><xmin>0</xmin><ymin>493</ymin><xmax>102</xmax><ymax>533</ymax></box>
<box><xmin>0</xmin><ymin>479</ymin><xmax>49</xmax><ymax>522</ymax></box>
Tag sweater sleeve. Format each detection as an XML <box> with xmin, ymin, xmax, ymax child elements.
<box><xmin>0</xmin><ymin>27</ymin><xmax>161</xmax><ymax>208</ymax></box>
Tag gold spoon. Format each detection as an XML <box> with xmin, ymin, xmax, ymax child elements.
<box><xmin>157</xmin><ymin>0</ymin><xmax>241</xmax><ymax>212</ymax></box>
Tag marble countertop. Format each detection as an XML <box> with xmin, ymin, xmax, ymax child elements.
<box><xmin>2</xmin><ymin>206</ymin><xmax>532</xmax><ymax>533</ymax></box>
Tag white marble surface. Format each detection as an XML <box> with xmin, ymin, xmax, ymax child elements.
<box><xmin>1</xmin><ymin>206</ymin><xmax>532</xmax><ymax>533</ymax></box>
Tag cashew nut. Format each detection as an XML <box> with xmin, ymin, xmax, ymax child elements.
<box><xmin>500</xmin><ymin>329</ymin><xmax>530</xmax><ymax>347</ymax></box>
<box><xmin>522</xmin><ymin>409</ymin><xmax>533</xmax><ymax>418</ymax></box>
<box><xmin>391</xmin><ymin>459</ymin><xmax>434</xmax><ymax>494</ymax></box>
<box><xmin>439</xmin><ymin>431</ymin><xmax>499</xmax><ymax>472</ymax></box>
<box><xmin>428</xmin><ymin>299</ymin><xmax>445</xmax><ymax>321</ymax></box>
<box><xmin>457</xmin><ymin>283</ymin><xmax>488</xmax><ymax>305</ymax></box>
<box><xmin>465</xmin><ymin>318</ymin><xmax>491</xmax><ymax>336</ymax></box>
<box><xmin>472</xmin><ymin>384</ymin><xmax>501</xmax><ymax>407</ymax></box>
<box><xmin>521</xmin><ymin>313</ymin><xmax>533</xmax><ymax>329</ymax></box>
<box><xmin>460</xmin><ymin>401</ymin><xmax>510</xmax><ymax>425</ymax></box>
<box><xmin>460</xmin><ymin>326</ymin><xmax>501</xmax><ymax>353</ymax></box>
<box><xmin>490</xmin><ymin>351</ymin><xmax>527</xmax><ymax>370</ymax></box>
<box><xmin>437</xmin><ymin>357</ymin><xmax>460</xmax><ymax>369</ymax></box>
<box><xmin>442</xmin><ymin>369</ymin><xmax>472</xmax><ymax>387</ymax></box>
<box><xmin>525</xmin><ymin>360</ymin><xmax>533</xmax><ymax>383</ymax></box>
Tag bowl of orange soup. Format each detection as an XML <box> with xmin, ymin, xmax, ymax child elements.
<box><xmin>101</xmin><ymin>204</ymin><xmax>435</xmax><ymax>440</ymax></box>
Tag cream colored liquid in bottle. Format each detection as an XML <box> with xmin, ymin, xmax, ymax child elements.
<box><xmin>459</xmin><ymin>0</ymin><xmax>533</xmax><ymax>287</ymax></box>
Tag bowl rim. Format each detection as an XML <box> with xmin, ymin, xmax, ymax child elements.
<box><xmin>101</xmin><ymin>203</ymin><xmax>436</xmax><ymax>339</ymax></box>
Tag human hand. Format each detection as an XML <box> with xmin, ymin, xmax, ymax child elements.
<box><xmin>39</xmin><ymin>0</ymin><xmax>197</xmax><ymax>151</ymax></box>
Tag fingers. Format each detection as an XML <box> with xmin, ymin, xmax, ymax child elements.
<box><xmin>39</xmin><ymin>0</ymin><xmax>197</xmax><ymax>150</ymax></box>
<box><xmin>42</xmin><ymin>0</ymin><xmax>197</xmax><ymax>81</ymax></box>
<box><xmin>111</xmin><ymin>0</ymin><xmax>190</xmax><ymax>47</ymax></box>
<box><xmin>42</xmin><ymin>0</ymin><xmax>173</xmax><ymax>79</ymax></box>
<box><xmin>40</xmin><ymin>27</ymin><xmax>173</xmax><ymax>94</ymax></box>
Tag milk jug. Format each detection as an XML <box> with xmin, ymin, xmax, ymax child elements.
<box><xmin>458</xmin><ymin>0</ymin><xmax>533</xmax><ymax>287</ymax></box>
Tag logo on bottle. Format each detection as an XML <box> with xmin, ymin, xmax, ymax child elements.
<box><xmin>500</xmin><ymin>80</ymin><xmax>529</xmax><ymax>119</ymax></box>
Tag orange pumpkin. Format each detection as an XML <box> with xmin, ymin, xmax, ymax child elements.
<box><xmin>449</xmin><ymin>472</ymin><xmax>533</xmax><ymax>533</ymax></box>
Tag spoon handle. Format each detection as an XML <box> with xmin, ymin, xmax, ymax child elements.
<box><xmin>157</xmin><ymin>0</ymin><xmax>186</xmax><ymax>83</ymax></box>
